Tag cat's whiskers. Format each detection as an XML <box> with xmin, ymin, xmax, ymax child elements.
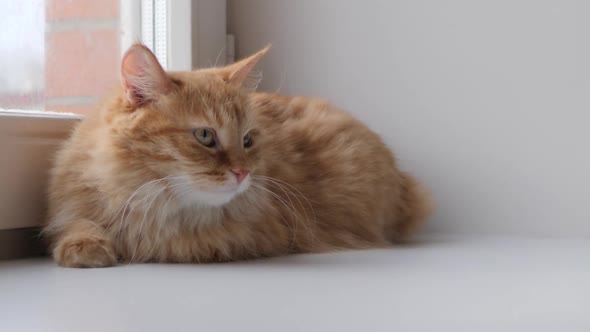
<box><xmin>254</xmin><ymin>174</ymin><xmax>318</xmax><ymax>205</ymax></box>
<box><xmin>108</xmin><ymin>171</ymin><xmax>320</xmax><ymax>262</ymax></box>
<box><xmin>252</xmin><ymin>181</ymin><xmax>300</xmax><ymax>245</ymax></box>
<box><xmin>137</xmin><ymin>173</ymin><xmax>234</xmax><ymax>261</ymax></box>
<box><xmin>106</xmin><ymin>176</ymin><xmax>169</xmax><ymax>232</ymax></box>
<box><xmin>249</xmin><ymin>180</ymin><xmax>320</xmax><ymax>246</ymax></box>
<box><xmin>129</xmin><ymin>179</ymin><xmax>179</xmax><ymax>263</ymax></box>
<box><xmin>252</xmin><ymin>176</ymin><xmax>322</xmax><ymax>246</ymax></box>
<box><xmin>254</xmin><ymin>175</ymin><xmax>316</xmax><ymax>223</ymax></box>
<box><xmin>272</xmin><ymin>67</ymin><xmax>287</xmax><ymax>96</ymax></box>
<box><xmin>213</xmin><ymin>46</ymin><xmax>226</xmax><ymax>68</ymax></box>
<box><xmin>128</xmin><ymin>174</ymin><xmax>207</xmax><ymax>262</ymax></box>
<box><xmin>115</xmin><ymin>174</ymin><xmax>189</xmax><ymax>259</ymax></box>
<box><xmin>112</xmin><ymin>176</ymin><xmax>175</xmax><ymax>253</ymax></box>
<box><xmin>253</xmin><ymin>176</ymin><xmax>317</xmax><ymax>226</ymax></box>
<box><xmin>248</xmin><ymin>184</ymin><xmax>298</xmax><ymax>251</ymax></box>
<box><xmin>144</xmin><ymin>180</ymin><xmax>195</xmax><ymax>260</ymax></box>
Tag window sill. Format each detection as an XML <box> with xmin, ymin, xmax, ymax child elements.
<box><xmin>1</xmin><ymin>235</ymin><xmax>588</xmax><ymax>329</ymax></box>
<box><xmin>0</xmin><ymin>111</ymin><xmax>82</xmax><ymax>230</ymax></box>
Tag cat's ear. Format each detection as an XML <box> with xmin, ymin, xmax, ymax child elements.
<box><xmin>121</xmin><ymin>44</ymin><xmax>172</xmax><ymax>105</ymax></box>
<box><xmin>218</xmin><ymin>45</ymin><xmax>270</xmax><ymax>90</ymax></box>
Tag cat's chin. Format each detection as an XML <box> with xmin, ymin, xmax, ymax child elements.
<box><xmin>185</xmin><ymin>190</ymin><xmax>239</xmax><ymax>207</ymax></box>
<box><xmin>181</xmin><ymin>176</ymin><xmax>251</xmax><ymax>207</ymax></box>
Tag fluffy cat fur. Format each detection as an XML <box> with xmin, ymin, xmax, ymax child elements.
<box><xmin>44</xmin><ymin>44</ymin><xmax>431</xmax><ymax>268</ymax></box>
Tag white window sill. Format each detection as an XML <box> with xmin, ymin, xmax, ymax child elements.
<box><xmin>0</xmin><ymin>235</ymin><xmax>587</xmax><ymax>331</ymax></box>
<box><xmin>0</xmin><ymin>109</ymin><xmax>83</xmax><ymax>119</ymax></box>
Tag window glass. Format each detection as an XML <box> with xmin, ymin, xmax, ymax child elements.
<box><xmin>0</xmin><ymin>0</ymin><xmax>121</xmax><ymax>115</ymax></box>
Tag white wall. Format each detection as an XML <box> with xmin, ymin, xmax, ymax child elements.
<box><xmin>228</xmin><ymin>0</ymin><xmax>590</xmax><ymax>236</ymax></box>
<box><xmin>192</xmin><ymin>0</ymin><xmax>227</xmax><ymax>68</ymax></box>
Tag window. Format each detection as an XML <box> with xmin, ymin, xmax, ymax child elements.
<box><xmin>0</xmin><ymin>0</ymin><xmax>193</xmax><ymax>115</ymax></box>
<box><xmin>0</xmin><ymin>0</ymin><xmax>226</xmax><ymax>237</ymax></box>
<box><xmin>0</xmin><ymin>1</ymin><xmax>45</xmax><ymax>112</ymax></box>
<box><xmin>0</xmin><ymin>0</ymin><xmax>121</xmax><ymax>115</ymax></box>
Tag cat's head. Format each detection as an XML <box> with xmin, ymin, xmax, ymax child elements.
<box><xmin>109</xmin><ymin>44</ymin><xmax>270</xmax><ymax>207</ymax></box>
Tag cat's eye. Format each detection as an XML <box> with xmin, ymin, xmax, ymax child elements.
<box><xmin>243</xmin><ymin>133</ymin><xmax>253</xmax><ymax>148</ymax></box>
<box><xmin>193</xmin><ymin>128</ymin><xmax>216</xmax><ymax>148</ymax></box>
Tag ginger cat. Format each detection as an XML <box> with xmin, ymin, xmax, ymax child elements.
<box><xmin>44</xmin><ymin>44</ymin><xmax>431</xmax><ymax>267</ymax></box>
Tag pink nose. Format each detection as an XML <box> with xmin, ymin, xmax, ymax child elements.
<box><xmin>231</xmin><ymin>168</ymin><xmax>249</xmax><ymax>184</ymax></box>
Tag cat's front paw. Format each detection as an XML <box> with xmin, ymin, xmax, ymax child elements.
<box><xmin>53</xmin><ymin>236</ymin><xmax>117</xmax><ymax>268</ymax></box>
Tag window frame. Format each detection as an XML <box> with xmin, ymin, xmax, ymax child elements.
<box><xmin>0</xmin><ymin>0</ymin><xmax>225</xmax><ymax>235</ymax></box>
<box><xmin>121</xmin><ymin>0</ymin><xmax>192</xmax><ymax>71</ymax></box>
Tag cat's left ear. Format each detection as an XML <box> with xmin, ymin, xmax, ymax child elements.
<box><xmin>218</xmin><ymin>45</ymin><xmax>270</xmax><ymax>90</ymax></box>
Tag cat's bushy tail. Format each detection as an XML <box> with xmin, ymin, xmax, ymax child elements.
<box><xmin>391</xmin><ymin>172</ymin><xmax>433</xmax><ymax>242</ymax></box>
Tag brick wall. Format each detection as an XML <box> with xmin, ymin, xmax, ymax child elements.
<box><xmin>45</xmin><ymin>0</ymin><xmax>120</xmax><ymax>115</ymax></box>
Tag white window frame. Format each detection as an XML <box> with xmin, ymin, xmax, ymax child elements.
<box><xmin>0</xmin><ymin>0</ymin><xmax>226</xmax><ymax>235</ymax></box>
<box><xmin>121</xmin><ymin>0</ymin><xmax>193</xmax><ymax>71</ymax></box>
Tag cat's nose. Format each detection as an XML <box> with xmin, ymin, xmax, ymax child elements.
<box><xmin>231</xmin><ymin>168</ymin><xmax>249</xmax><ymax>184</ymax></box>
